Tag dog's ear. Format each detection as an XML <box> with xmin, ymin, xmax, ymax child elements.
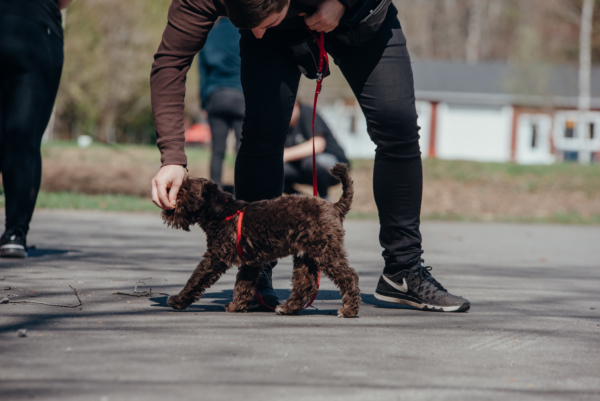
<box><xmin>161</xmin><ymin>178</ymin><xmax>203</xmax><ymax>231</ymax></box>
<box><xmin>162</xmin><ymin>207</ymin><xmax>191</xmax><ymax>231</ymax></box>
<box><xmin>203</xmin><ymin>180</ymin><xmax>228</xmax><ymax>217</ymax></box>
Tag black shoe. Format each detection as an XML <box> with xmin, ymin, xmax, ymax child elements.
<box><xmin>375</xmin><ymin>260</ymin><xmax>470</xmax><ymax>312</ymax></box>
<box><xmin>0</xmin><ymin>228</ymin><xmax>28</xmax><ymax>258</ymax></box>
<box><xmin>249</xmin><ymin>262</ymin><xmax>280</xmax><ymax>311</ymax></box>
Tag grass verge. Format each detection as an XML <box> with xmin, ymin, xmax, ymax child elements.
<box><xmin>2</xmin><ymin>190</ymin><xmax>595</xmax><ymax>225</ymax></box>
<box><xmin>0</xmin><ymin>191</ymin><xmax>159</xmax><ymax>214</ymax></box>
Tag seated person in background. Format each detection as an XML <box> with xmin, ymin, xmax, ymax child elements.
<box><xmin>284</xmin><ymin>101</ymin><xmax>349</xmax><ymax>200</ymax></box>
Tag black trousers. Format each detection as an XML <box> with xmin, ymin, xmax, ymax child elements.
<box><xmin>206</xmin><ymin>88</ymin><xmax>244</xmax><ymax>187</ymax></box>
<box><xmin>236</xmin><ymin>5</ymin><xmax>423</xmax><ymax>272</ymax></box>
<box><xmin>0</xmin><ymin>14</ymin><xmax>63</xmax><ymax>235</ymax></box>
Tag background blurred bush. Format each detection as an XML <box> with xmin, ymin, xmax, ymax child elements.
<box><xmin>52</xmin><ymin>0</ymin><xmax>600</xmax><ymax>145</ymax></box>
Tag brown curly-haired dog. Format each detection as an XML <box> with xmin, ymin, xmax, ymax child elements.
<box><xmin>162</xmin><ymin>163</ymin><xmax>360</xmax><ymax>318</ymax></box>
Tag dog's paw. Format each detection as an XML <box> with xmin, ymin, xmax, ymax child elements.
<box><xmin>337</xmin><ymin>308</ymin><xmax>358</xmax><ymax>318</ymax></box>
<box><xmin>167</xmin><ymin>295</ymin><xmax>188</xmax><ymax>310</ymax></box>
<box><xmin>225</xmin><ymin>302</ymin><xmax>247</xmax><ymax>313</ymax></box>
<box><xmin>275</xmin><ymin>304</ymin><xmax>301</xmax><ymax>316</ymax></box>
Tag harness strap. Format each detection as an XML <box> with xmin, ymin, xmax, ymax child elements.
<box><xmin>224</xmin><ymin>209</ymin><xmax>245</xmax><ymax>257</ymax></box>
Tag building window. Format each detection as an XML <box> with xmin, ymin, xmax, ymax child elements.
<box><xmin>590</xmin><ymin>122</ymin><xmax>595</xmax><ymax>139</ymax></box>
<box><xmin>531</xmin><ymin>123</ymin><xmax>538</xmax><ymax>148</ymax></box>
<box><xmin>564</xmin><ymin>120</ymin><xmax>575</xmax><ymax>138</ymax></box>
<box><xmin>564</xmin><ymin>151</ymin><xmax>579</xmax><ymax>161</ymax></box>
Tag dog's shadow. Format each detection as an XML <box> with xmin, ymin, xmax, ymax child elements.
<box><xmin>150</xmin><ymin>289</ymin><xmax>354</xmax><ymax>315</ymax></box>
<box><xmin>150</xmin><ymin>290</ymin><xmax>416</xmax><ymax>314</ymax></box>
<box><xmin>150</xmin><ymin>290</ymin><xmax>415</xmax><ymax>314</ymax></box>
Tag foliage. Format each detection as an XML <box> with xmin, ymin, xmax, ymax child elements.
<box><xmin>54</xmin><ymin>0</ymin><xmax>600</xmax><ymax>143</ymax></box>
<box><xmin>57</xmin><ymin>0</ymin><xmax>172</xmax><ymax>143</ymax></box>
<box><xmin>0</xmin><ymin>190</ymin><xmax>158</xmax><ymax>213</ymax></box>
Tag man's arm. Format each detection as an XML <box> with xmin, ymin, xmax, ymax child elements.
<box><xmin>150</xmin><ymin>0</ymin><xmax>224</xmax><ymax>209</ymax></box>
<box><xmin>151</xmin><ymin>0</ymin><xmax>223</xmax><ymax>167</ymax></box>
<box><xmin>283</xmin><ymin>137</ymin><xmax>326</xmax><ymax>163</ymax></box>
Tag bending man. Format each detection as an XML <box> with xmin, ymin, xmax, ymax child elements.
<box><xmin>150</xmin><ymin>0</ymin><xmax>470</xmax><ymax>312</ymax></box>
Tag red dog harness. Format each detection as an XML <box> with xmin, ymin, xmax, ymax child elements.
<box><xmin>223</xmin><ymin>208</ymin><xmax>245</xmax><ymax>258</ymax></box>
<box><xmin>224</xmin><ymin>30</ymin><xmax>329</xmax><ymax>311</ymax></box>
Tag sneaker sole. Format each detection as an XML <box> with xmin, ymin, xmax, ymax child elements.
<box><xmin>0</xmin><ymin>245</ymin><xmax>27</xmax><ymax>258</ymax></box>
<box><xmin>374</xmin><ymin>292</ymin><xmax>470</xmax><ymax>313</ymax></box>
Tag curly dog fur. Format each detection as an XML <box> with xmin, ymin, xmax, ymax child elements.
<box><xmin>162</xmin><ymin>163</ymin><xmax>361</xmax><ymax>318</ymax></box>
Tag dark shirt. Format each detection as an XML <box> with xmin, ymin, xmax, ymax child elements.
<box><xmin>199</xmin><ymin>18</ymin><xmax>242</xmax><ymax>107</ymax></box>
<box><xmin>151</xmin><ymin>0</ymin><xmax>364</xmax><ymax>166</ymax></box>
<box><xmin>0</xmin><ymin>0</ymin><xmax>62</xmax><ymax>38</ymax></box>
<box><xmin>286</xmin><ymin>105</ymin><xmax>349</xmax><ymax>165</ymax></box>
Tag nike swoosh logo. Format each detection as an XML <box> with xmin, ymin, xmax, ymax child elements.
<box><xmin>382</xmin><ymin>275</ymin><xmax>408</xmax><ymax>293</ymax></box>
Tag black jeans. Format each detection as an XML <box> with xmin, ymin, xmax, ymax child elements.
<box><xmin>0</xmin><ymin>13</ymin><xmax>63</xmax><ymax>235</ymax></box>
<box><xmin>206</xmin><ymin>88</ymin><xmax>244</xmax><ymax>187</ymax></box>
<box><xmin>236</xmin><ymin>5</ymin><xmax>423</xmax><ymax>272</ymax></box>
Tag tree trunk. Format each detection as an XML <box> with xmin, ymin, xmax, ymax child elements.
<box><xmin>578</xmin><ymin>0</ymin><xmax>594</xmax><ymax>164</ymax></box>
<box><xmin>578</xmin><ymin>0</ymin><xmax>594</xmax><ymax>112</ymax></box>
<box><xmin>466</xmin><ymin>0</ymin><xmax>486</xmax><ymax>64</ymax></box>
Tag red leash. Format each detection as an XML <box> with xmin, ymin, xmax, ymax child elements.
<box><xmin>228</xmin><ymin>30</ymin><xmax>329</xmax><ymax>312</ymax></box>
<box><xmin>300</xmin><ymin>29</ymin><xmax>328</xmax><ymax>309</ymax></box>
<box><xmin>306</xmin><ymin>29</ymin><xmax>330</xmax><ymax>197</ymax></box>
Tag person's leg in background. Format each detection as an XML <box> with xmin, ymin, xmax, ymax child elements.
<box><xmin>228</xmin><ymin>90</ymin><xmax>245</xmax><ymax>153</ymax></box>
<box><xmin>208</xmin><ymin>88</ymin><xmax>246</xmax><ymax>188</ymax></box>
<box><xmin>235</xmin><ymin>30</ymin><xmax>302</xmax><ymax>308</ymax></box>
<box><xmin>327</xmin><ymin>5</ymin><xmax>469</xmax><ymax>311</ymax></box>
<box><xmin>0</xmin><ymin>14</ymin><xmax>63</xmax><ymax>258</ymax></box>
<box><xmin>208</xmin><ymin>111</ymin><xmax>230</xmax><ymax>187</ymax></box>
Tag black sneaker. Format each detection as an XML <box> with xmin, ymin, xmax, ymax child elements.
<box><xmin>375</xmin><ymin>260</ymin><xmax>470</xmax><ymax>312</ymax></box>
<box><xmin>0</xmin><ymin>228</ymin><xmax>28</xmax><ymax>258</ymax></box>
<box><xmin>248</xmin><ymin>262</ymin><xmax>280</xmax><ymax>311</ymax></box>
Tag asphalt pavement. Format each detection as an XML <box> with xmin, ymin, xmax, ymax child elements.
<box><xmin>1</xmin><ymin>210</ymin><xmax>599</xmax><ymax>401</ymax></box>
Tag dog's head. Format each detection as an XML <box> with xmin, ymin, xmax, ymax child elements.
<box><xmin>161</xmin><ymin>177</ymin><xmax>230</xmax><ymax>231</ymax></box>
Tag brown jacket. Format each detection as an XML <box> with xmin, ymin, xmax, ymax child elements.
<box><xmin>151</xmin><ymin>0</ymin><xmax>361</xmax><ymax>166</ymax></box>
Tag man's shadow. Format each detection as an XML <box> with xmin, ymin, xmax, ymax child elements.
<box><xmin>27</xmin><ymin>246</ymin><xmax>72</xmax><ymax>258</ymax></box>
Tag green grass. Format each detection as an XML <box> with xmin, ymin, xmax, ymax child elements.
<box><xmin>0</xmin><ymin>190</ymin><xmax>158</xmax><ymax>214</ymax></box>
<box><xmin>28</xmin><ymin>142</ymin><xmax>600</xmax><ymax>224</ymax></box>
<box><xmin>40</xmin><ymin>142</ymin><xmax>600</xmax><ymax>193</ymax></box>
<box><xmin>421</xmin><ymin>212</ymin><xmax>600</xmax><ymax>225</ymax></box>
<box><xmin>0</xmin><ymin>190</ymin><xmax>598</xmax><ymax>224</ymax></box>
<box><xmin>351</xmin><ymin>211</ymin><xmax>600</xmax><ymax>225</ymax></box>
<box><xmin>422</xmin><ymin>158</ymin><xmax>600</xmax><ymax>194</ymax></box>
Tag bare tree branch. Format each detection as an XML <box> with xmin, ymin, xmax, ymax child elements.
<box><xmin>114</xmin><ymin>278</ymin><xmax>169</xmax><ymax>297</ymax></box>
<box><xmin>2</xmin><ymin>286</ymin><xmax>83</xmax><ymax>308</ymax></box>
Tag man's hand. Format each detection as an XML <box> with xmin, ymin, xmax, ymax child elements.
<box><xmin>151</xmin><ymin>165</ymin><xmax>186</xmax><ymax>210</ymax></box>
<box><xmin>303</xmin><ymin>0</ymin><xmax>345</xmax><ymax>33</ymax></box>
<box><xmin>283</xmin><ymin>137</ymin><xmax>326</xmax><ymax>163</ymax></box>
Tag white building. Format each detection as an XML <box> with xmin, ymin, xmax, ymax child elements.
<box><xmin>320</xmin><ymin>61</ymin><xmax>600</xmax><ymax>164</ymax></box>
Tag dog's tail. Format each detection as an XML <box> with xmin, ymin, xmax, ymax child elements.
<box><xmin>331</xmin><ymin>163</ymin><xmax>353</xmax><ymax>220</ymax></box>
